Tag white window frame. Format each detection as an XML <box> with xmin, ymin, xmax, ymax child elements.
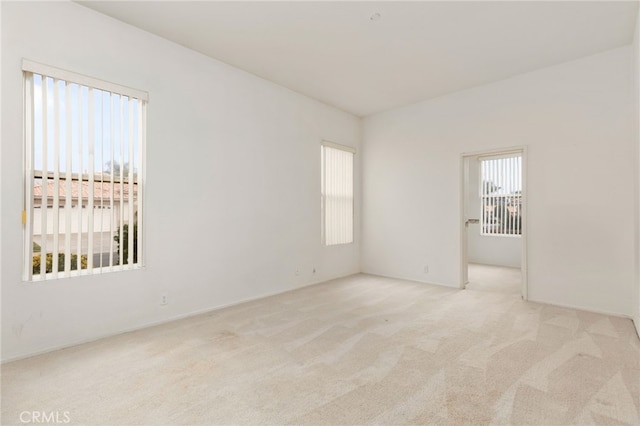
<box><xmin>23</xmin><ymin>60</ymin><xmax>147</xmax><ymax>281</ymax></box>
<box><xmin>321</xmin><ymin>141</ymin><xmax>355</xmax><ymax>246</ymax></box>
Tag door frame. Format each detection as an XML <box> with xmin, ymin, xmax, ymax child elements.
<box><xmin>459</xmin><ymin>146</ymin><xmax>528</xmax><ymax>300</ymax></box>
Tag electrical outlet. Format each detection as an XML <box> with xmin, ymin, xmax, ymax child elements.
<box><xmin>295</xmin><ymin>269</ymin><xmax>300</xmax><ymax>276</ymax></box>
<box><xmin>312</xmin><ymin>267</ymin><xmax>316</xmax><ymax>274</ymax></box>
<box><xmin>161</xmin><ymin>293</ymin><xmax>168</xmax><ymax>306</ymax></box>
<box><xmin>423</xmin><ymin>265</ymin><xmax>429</xmax><ymax>274</ymax></box>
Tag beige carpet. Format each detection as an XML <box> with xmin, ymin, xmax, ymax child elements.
<box><xmin>466</xmin><ymin>263</ymin><xmax>522</xmax><ymax>296</ymax></box>
<box><xmin>2</xmin><ymin>274</ymin><xmax>639</xmax><ymax>425</ymax></box>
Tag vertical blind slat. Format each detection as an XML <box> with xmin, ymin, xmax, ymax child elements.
<box><xmin>322</xmin><ymin>146</ymin><xmax>327</xmax><ymax>242</ymax></box>
<box><xmin>40</xmin><ymin>76</ymin><xmax>49</xmax><ymax>279</ymax></box>
<box><xmin>501</xmin><ymin>158</ymin><xmax>511</xmax><ymax>234</ymax></box>
<box><xmin>76</xmin><ymin>85</ymin><xmax>83</xmax><ymax>271</ymax></box>
<box><xmin>64</xmin><ymin>82</ymin><xmax>72</xmax><ymax>275</ymax></box>
<box><xmin>40</xmin><ymin>76</ymin><xmax>48</xmax><ymax>280</ymax></box>
<box><xmin>488</xmin><ymin>160</ymin><xmax>492</xmax><ymax>234</ymax></box>
<box><xmin>509</xmin><ymin>157</ymin><xmax>514</xmax><ymax>234</ymax></box>
<box><xmin>98</xmin><ymin>93</ymin><xmax>104</xmax><ymax>270</ymax></box>
<box><xmin>505</xmin><ymin>158</ymin><xmax>510</xmax><ymax>234</ymax></box>
<box><xmin>127</xmin><ymin>98</ymin><xmax>135</xmax><ymax>267</ymax></box>
<box><xmin>24</xmin><ymin>73</ymin><xmax>35</xmax><ymax>281</ymax></box>
<box><xmin>505</xmin><ymin>157</ymin><xmax>510</xmax><ymax>234</ymax></box>
<box><xmin>109</xmin><ymin>94</ymin><xmax>115</xmax><ymax>270</ymax></box>
<box><xmin>137</xmin><ymin>100</ymin><xmax>144</xmax><ymax>267</ymax></box>
<box><xmin>87</xmin><ymin>88</ymin><xmax>95</xmax><ymax>271</ymax></box>
<box><xmin>52</xmin><ymin>79</ymin><xmax>61</xmax><ymax>277</ymax></box>
<box><xmin>119</xmin><ymin>95</ymin><xmax>125</xmax><ymax>267</ymax></box>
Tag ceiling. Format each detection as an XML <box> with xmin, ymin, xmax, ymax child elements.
<box><xmin>78</xmin><ymin>1</ymin><xmax>639</xmax><ymax>117</ymax></box>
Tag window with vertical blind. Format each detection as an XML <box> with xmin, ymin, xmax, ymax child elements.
<box><xmin>480</xmin><ymin>153</ymin><xmax>522</xmax><ymax>236</ymax></box>
<box><xmin>23</xmin><ymin>60</ymin><xmax>147</xmax><ymax>281</ymax></box>
<box><xmin>321</xmin><ymin>142</ymin><xmax>355</xmax><ymax>246</ymax></box>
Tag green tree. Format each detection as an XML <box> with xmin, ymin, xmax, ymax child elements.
<box><xmin>33</xmin><ymin>253</ymin><xmax>88</xmax><ymax>275</ymax></box>
<box><xmin>482</xmin><ymin>180</ymin><xmax>500</xmax><ymax>195</ymax></box>
<box><xmin>104</xmin><ymin>161</ymin><xmax>136</xmax><ymax>177</ymax></box>
<box><xmin>114</xmin><ymin>223</ymin><xmax>138</xmax><ymax>264</ymax></box>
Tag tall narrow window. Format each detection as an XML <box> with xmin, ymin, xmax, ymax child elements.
<box><xmin>480</xmin><ymin>153</ymin><xmax>522</xmax><ymax>236</ymax></box>
<box><xmin>23</xmin><ymin>60</ymin><xmax>147</xmax><ymax>281</ymax></box>
<box><xmin>321</xmin><ymin>142</ymin><xmax>355</xmax><ymax>246</ymax></box>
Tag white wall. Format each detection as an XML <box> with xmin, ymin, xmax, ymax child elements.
<box><xmin>633</xmin><ymin>8</ymin><xmax>640</xmax><ymax>336</ymax></box>
<box><xmin>362</xmin><ymin>47</ymin><xmax>635</xmax><ymax>317</ymax></box>
<box><xmin>1</xmin><ymin>2</ymin><xmax>361</xmax><ymax>361</ymax></box>
<box><xmin>466</xmin><ymin>155</ymin><xmax>521</xmax><ymax>268</ymax></box>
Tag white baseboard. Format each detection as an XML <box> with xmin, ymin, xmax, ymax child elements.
<box><xmin>5</xmin><ymin>271</ymin><xmax>636</xmax><ymax>363</ymax></box>
<box><xmin>361</xmin><ymin>271</ymin><xmax>459</xmax><ymax>290</ymax></box>
<box><xmin>363</xmin><ymin>271</ymin><xmax>635</xmax><ymax>322</ymax></box>
<box><xmin>2</xmin><ymin>271</ymin><xmax>359</xmax><ymax>364</ymax></box>
<box><xmin>526</xmin><ymin>297</ymin><xmax>632</xmax><ymax>320</ymax></box>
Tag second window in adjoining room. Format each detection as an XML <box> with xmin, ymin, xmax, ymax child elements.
<box><xmin>480</xmin><ymin>153</ymin><xmax>522</xmax><ymax>237</ymax></box>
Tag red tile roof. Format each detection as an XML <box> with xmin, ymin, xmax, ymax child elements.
<box><xmin>34</xmin><ymin>178</ymin><xmax>138</xmax><ymax>201</ymax></box>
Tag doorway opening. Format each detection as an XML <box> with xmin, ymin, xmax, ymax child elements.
<box><xmin>460</xmin><ymin>148</ymin><xmax>527</xmax><ymax>298</ymax></box>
